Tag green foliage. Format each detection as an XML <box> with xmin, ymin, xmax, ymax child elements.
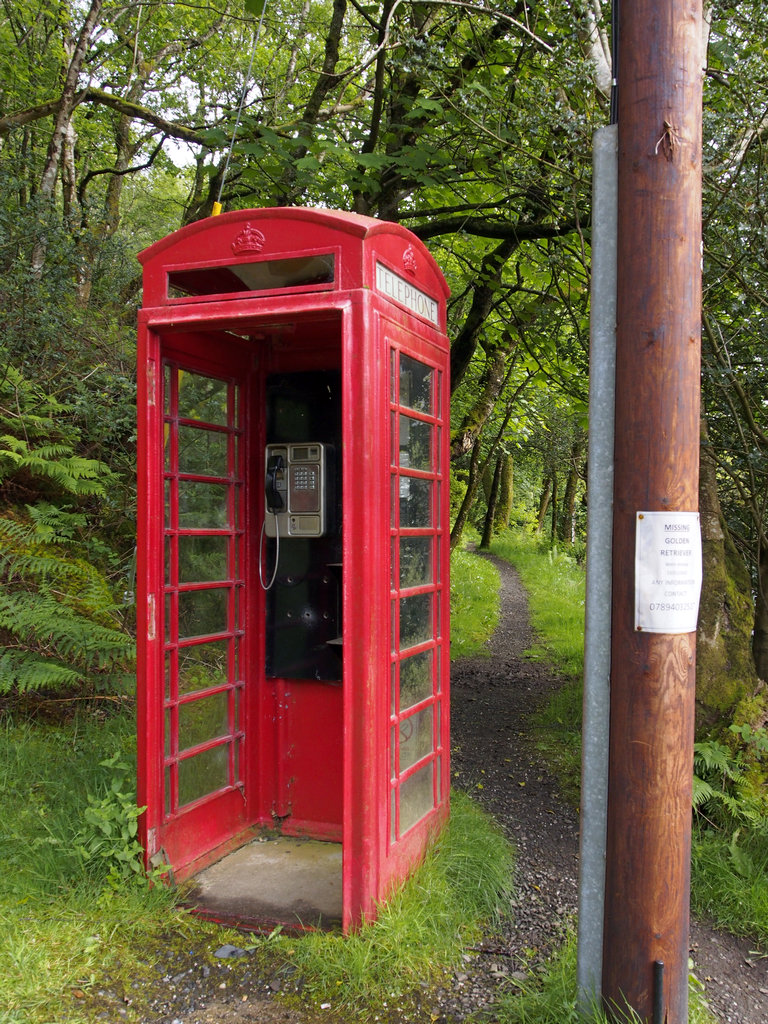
<box><xmin>693</xmin><ymin>722</ymin><xmax>768</xmax><ymax>832</ymax></box>
<box><xmin>692</xmin><ymin>739</ymin><xmax>751</xmax><ymax>825</ymax></box>
<box><xmin>450</xmin><ymin>547</ymin><xmax>501</xmax><ymax>658</ymax></box>
<box><xmin>692</xmin><ymin>825</ymin><xmax>768</xmax><ymax>946</ymax></box>
<box><xmin>0</xmin><ymin>355</ymin><xmax>134</xmax><ymax>696</ymax></box>
<box><xmin>0</xmin><ymin>511</ymin><xmax>134</xmax><ymax>694</ymax></box>
<box><xmin>73</xmin><ymin>754</ymin><xmax>149</xmax><ymax>890</ymax></box>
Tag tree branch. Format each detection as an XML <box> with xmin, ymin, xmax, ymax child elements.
<box><xmin>411</xmin><ymin>217</ymin><xmax>578</xmax><ymax>241</ymax></box>
<box><xmin>0</xmin><ymin>88</ymin><xmax>209</xmax><ymax>146</ymax></box>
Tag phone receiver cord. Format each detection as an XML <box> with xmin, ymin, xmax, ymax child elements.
<box><xmin>258</xmin><ymin>517</ymin><xmax>280</xmax><ymax>590</ymax></box>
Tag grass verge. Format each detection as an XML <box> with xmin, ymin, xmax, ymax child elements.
<box><xmin>691</xmin><ymin>825</ymin><xmax>768</xmax><ymax>945</ymax></box>
<box><xmin>0</xmin><ymin>712</ymin><xmax>184</xmax><ymax>1023</ymax></box>
<box><xmin>450</xmin><ymin>546</ymin><xmax>501</xmax><ymax>658</ymax></box>
<box><xmin>492</xmin><ymin>935</ymin><xmax>713</xmax><ymax>1023</ymax></box>
<box><xmin>0</xmin><ymin>708</ymin><xmax>514</xmax><ymax>1023</ymax></box>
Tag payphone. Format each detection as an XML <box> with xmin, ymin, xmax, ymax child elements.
<box><xmin>264</xmin><ymin>443</ymin><xmax>329</xmax><ymax>538</ymax></box>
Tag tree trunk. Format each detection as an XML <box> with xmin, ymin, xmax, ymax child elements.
<box><xmin>536</xmin><ymin>477</ymin><xmax>552</xmax><ymax>534</ymax></box>
<box><xmin>697</xmin><ymin>415</ymin><xmax>760</xmax><ymax>733</ymax></box>
<box><xmin>479</xmin><ymin>457</ymin><xmax>502</xmax><ymax>549</ymax></box>
<box><xmin>753</xmin><ymin>542</ymin><xmax>768</xmax><ymax>681</ymax></box>
<box><xmin>549</xmin><ymin>472</ymin><xmax>558</xmax><ymax>545</ymax></box>
<box><xmin>494</xmin><ymin>454</ymin><xmax>514</xmax><ymax>532</ymax></box>
<box><xmin>559</xmin><ymin>435</ymin><xmax>585</xmax><ymax>543</ymax></box>
<box><xmin>31</xmin><ymin>0</ymin><xmax>103</xmax><ymax>275</ymax></box>
<box><xmin>450</xmin><ymin>437</ymin><xmax>483</xmax><ymax>551</ymax></box>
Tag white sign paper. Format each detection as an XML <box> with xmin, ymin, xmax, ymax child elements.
<box><xmin>634</xmin><ymin>511</ymin><xmax>702</xmax><ymax>634</ymax></box>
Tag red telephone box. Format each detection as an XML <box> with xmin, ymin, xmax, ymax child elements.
<box><xmin>136</xmin><ymin>208</ymin><xmax>451</xmax><ymax>931</ymax></box>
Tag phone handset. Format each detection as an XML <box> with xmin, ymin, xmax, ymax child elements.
<box><xmin>265</xmin><ymin>453</ymin><xmax>285</xmax><ymax>513</ymax></box>
<box><xmin>259</xmin><ymin>452</ymin><xmax>285</xmax><ymax>591</ymax></box>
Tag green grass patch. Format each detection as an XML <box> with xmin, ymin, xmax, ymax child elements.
<box><xmin>450</xmin><ymin>546</ymin><xmax>501</xmax><ymax>658</ymax></box>
<box><xmin>0</xmin><ymin>709</ymin><xmax>515</xmax><ymax>1023</ymax></box>
<box><xmin>272</xmin><ymin>789</ymin><xmax>513</xmax><ymax>1015</ymax></box>
<box><xmin>0</xmin><ymin>711</ymin><xmax>184</xmax><ymax>1023</ymax></box>
<box><xmin>691</xmin><ymin>826</ymin><xmax>768</xmax><ymax>945</ymax></box>
<box><xmin>493</xmin><ymin>934</ymin><xmax>715</xmax><ymax>1024</ymax></box>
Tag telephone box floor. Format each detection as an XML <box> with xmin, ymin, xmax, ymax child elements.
<box><xmin>185</xmin><ymin>836</ymin><xmax>343</xmax><ymax>932</ymax></box>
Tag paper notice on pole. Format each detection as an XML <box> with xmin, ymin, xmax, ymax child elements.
<box><xmin>634</xmin><ymin>511</ymin><xmax>702</xmax><ymax>633</ymax></box>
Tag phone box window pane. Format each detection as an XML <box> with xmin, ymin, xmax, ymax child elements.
<box><xmin>178</xmin><ymin>372</ymin><xmax>228</xmax><ymax>425</ymax></box>
<box><xmin>400</xmin><ymin>354</ymin><xmax>433</xmax><ymax>414</ymax></box>
<box><xmin>399</xmin><ymin>763</ymin><xmax>434</xmax><ymax>834</ymax></box>
<box><xmin>178</xmin><ymin>640</ymin><xmax>229</xmax><ymax>695</ymax></box>
<box><xmin>178</xmin><ymin>691</ymin><xmax>229</xmax><ymax>753</ymax></box>
<box><xmin>177</xmin><ymin>480</ymin><xmax>229</xmax><ymax>528</ymax></box>
<box><xmin>234</xmin><ymin>482</ymin><xmax>242</xmax><ymax>531</ymax></box>
<box><xmin>165</xmin><ymin>707</ymin><xmax>172</xmax><ymax>757</ymax></box>
<box><xmin>400</xmin><ymin>477</ymin><xmax>432</xmax><ymax>528</ymax></box>
<box><xmin>164</xmin><ymin>767</ymin><xmax>172</xmax><ymax>817</ymax></box>
<box><xmin>164</xmin><ymin>425</ymin><xmax>172</xmax><ymax>472</ymax></box>
<box><xmin>399</xmin><ymin>415</ymin><xmax>432</xmax><ymax>471</ymax></box>
<box><xmin>178</xmin><ymin>744</ymin><xmax>229</xmax><ymax>808</ymax></box>
<box><xmin>399</xmin><ymin>706</ymin><xmax>434</xmax><ymax>772</ymax></box>
<box><xmin>400</xmin><ymin>593</ymin><xmax>432</xmax><ymax>650</ymax></box>
<box><xmin>165</xmin><ymin>536</ymin><xmax>173</xmax><ymax>586</ymax></box>
<box><xmin>235</xmin><ymin>736</ymin><xmax>242</xmax><ymax>783</ymax></box>
<box><xmin>164</xmin><ymin>364</ymin><xmax>173</xmax><ymax>414</ymax></box>
<box><xmin>400</xmin><ymin>536</ymin><xmax>432</xmax><ymax>588</ymax></box>
<box><xmin>178</xmin><ymin>535</ymin><xmax>228</xmax><ymax>584</ymax></box>
<box><xmin>169</xmin><ymin>255</ymin><xmax>334</xmax><ymax>298</ymax></box>
<box><xmin>178</xmin><ymin>587</ymin><xmax>228</xmax><ymax>640</ymax></box>
<box><xmin>177</xmin><ymin>425</ymin><xmax>229</xmax><ymax>477</ymax></box>
<box><xmin>400</xmin><ymin>650</ymin><xmax>433</xmax><ymax>710</ymax></box>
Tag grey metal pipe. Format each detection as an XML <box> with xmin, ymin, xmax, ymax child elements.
<box><xmin>577</xmin><ymin>123</ymin><xmax>618</xmax><ymax>1012</ymax></box>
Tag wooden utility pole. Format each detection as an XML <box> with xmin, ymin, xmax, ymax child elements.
<box><xmin>602</xmin><ymin>1</ymin><xmax>703</xmax><ymax>1022</ymax></box>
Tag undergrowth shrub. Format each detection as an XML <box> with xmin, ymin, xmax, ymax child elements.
<box><xmin>0</xmin><ymin>366</ymin><xmax>134</xmax><ymax>695</ymax></box>
<box><xmin>0</xmin><ymin>509</ymin><xmax>134</xmax><ymax>694</ymax></box>
<box><xmin>73</xmin><ymin>753</ymin><xmax>149</xmax><ymax>889</ymax></box>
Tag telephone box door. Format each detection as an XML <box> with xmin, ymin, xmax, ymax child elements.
<box><xmin>141</xmin><ymin>335</ymin><xmax>253</xmax><ymax>871</ymax></box>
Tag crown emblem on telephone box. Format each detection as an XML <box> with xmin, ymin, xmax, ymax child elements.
<box><xmin>403</xmin><ymin>245</ymin><xmax>418</xmax><ymax>275</ymax></box>
<box><xmin>232</xmin><ymin>223</ymin><xmax>266</xmax><ymax>255</ymax></box>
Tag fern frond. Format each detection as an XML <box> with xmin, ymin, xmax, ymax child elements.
<box><xmin>0</xmin><ymin>650</ymin><xmax>84</xmax><ymax>694</ymax></box>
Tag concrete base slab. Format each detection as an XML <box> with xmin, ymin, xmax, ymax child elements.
<box><xmin>184</xmin><ymin>836</ymin><xmax>343</xmax><ymax>932</ymax></box>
